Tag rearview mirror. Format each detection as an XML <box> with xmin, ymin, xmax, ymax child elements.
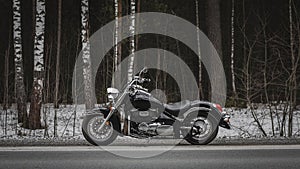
<box><xmin>139</xmin><ymin>67</ymin><xmax>148</xmax><ymax>77</ymax></box>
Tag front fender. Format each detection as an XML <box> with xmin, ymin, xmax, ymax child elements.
<box><xmin>88</xmin><ymin>107</ymin><xmax>110</xmax><ymax>117</ymax></box>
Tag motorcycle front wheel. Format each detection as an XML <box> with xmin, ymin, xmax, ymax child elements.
<box><xmin>82</xmin><ymin>114</ymin><xmax>118</xmax><ymax>146</ymax></box>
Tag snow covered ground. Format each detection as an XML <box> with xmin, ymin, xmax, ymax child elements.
<box><xmin>220</xmin><ymin>106</ymin><xmax>300</xmax><ymax>138</ymax></box>
<box><xmin>1</xmin><ymin>104</ymin><xmax>300</xmax><ymax>143</ymax></box>
<box><xmin>0</xmin><ymin>104</ymin><xmax>85</xmax><ymax>138</ymax></box>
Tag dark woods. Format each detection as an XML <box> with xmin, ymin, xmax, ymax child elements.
<box><xmin>0</xmin><ymin>0</ymin><xmax>299</xmax><ymax>134</ymax></box>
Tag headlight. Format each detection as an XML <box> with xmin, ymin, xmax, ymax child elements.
<box><xmin>108</xmin><ymin>94</ymin><xmax>114</xmax><ymax>102</ymax></box>
<box><xmin>108</xmin><ymin>93</ymin><xmax>118</xmax><ymax>99</ymax></box>
<box><xmin>107</xmin><ymin>88</ymin><xmax>119</xmax><ymax>101</ymax></box>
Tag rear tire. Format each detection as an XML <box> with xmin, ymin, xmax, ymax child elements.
<box><xmin>185</xmin><ymin>126</ymin><xmax>218</xmax><ymax>145</ymax></box>
<box><xmin>183</xmin><ymin>113</ymin><xmax>219</xmax><ymax>145</ymax></box>
<box><xmin>82</xmin><ymin>114</ymin><xmax>118</xmax><ymax>146</ymax></box>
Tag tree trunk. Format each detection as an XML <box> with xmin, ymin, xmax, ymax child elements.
<box><xmin>13</xmin><ymin>0</ymin><xmax>28</xmax><ymax>127</ymax></box>
<box><xmin>128</xmin><ymin>0</ymin><xmax>136</xmax><ymax>83</ymax></box>
<box><xmin>195</xmin><ymin>0</ymin><xmax>203</xmax><ymax>99</ymax></box>
<box><xmin>73</xmin><ymin>35</ymin><xmax>81</xmax><ymax>136</ymax></box>
<box><xmin>29</xmin><ymin>0</ymin><xmax>46</xmax><ymax>130</ymax></box>
<box><xmin>230</xmin><ymin>0</ymin><xmax>237</xmax><ymax>104</ymax></box>
<box><xmin>81</xmin><ymin>0</ymin><xmax>95</xmax><ymax>110</ymax></box>
<box><xmin>134</xmin><ymin>0</ymin><xmax>140</xmax><ymax>77</ymax></box>
<box><xmin>54</xmin><ymin>0</ymin><xmax>62</xmax><ymax>137</ymax></box>
<box><xmin>288</xmin><ymin>0</ymin><xmax>296</xmax><ymax>137</ymax></box>
<box><xmin>3</xmin><ymin>49</ymin><xmax>10</xmax><ymax>136</ymax></box>
<box><xmin>206</xmin><ymin>0</ymin><xmax>222</xmax><ymax>58</ymax></box>
<box><xmin>43</xmin><ymin>40</ymin><xmax>52</xmax><ymax>137</ymax></box>
<box><xmin>242</xmin><ymin>0</ymin><xmax>247</xmax><ymax>102</ymax></box>
<box><xmin>205</xmin><ymin>0</ymin><xmax>222</xmax><ymax>101</ymax></box>
<box><xmin>260</xmin><ymin>13</ymin><xmax>274</xmax><ymax>136</ymax></box>
<box><xmin>113</xmin><ymin>0</ymin><xmax>122</xmax><ymax>88</ymax></box>
<box><xmin>4</xmin><ymin>49</ymin><xmax>9</xmax><ymax>111</ymax></box>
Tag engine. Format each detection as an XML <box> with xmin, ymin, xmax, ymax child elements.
<box><xmin>130</xmin><ymin>109</ymin><xmax>159</xmax><ymax>123</ymax></box>
<box><xmin>137</xmin><ymin>122</ymin><xmax>174</xmax><ymax>136</ymax></box>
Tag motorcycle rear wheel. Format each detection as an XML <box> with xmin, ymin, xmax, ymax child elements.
<box><xmin>183</xmin><ymin>114</ymin><xmax>219</xmax><ymax>145</ymax></box>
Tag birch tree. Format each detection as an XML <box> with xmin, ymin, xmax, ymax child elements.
<box><xmin>29</xmin><ymin>0</ymin><xmax>46</xmax><ymax>129</ymax></box>
<box><xmin>113</xmin><ymin>0</ymin><xmax>122</xmax><ymax>87</ymax></box>
<box><xmin>195</xmin><ymin>0</ymin><xmax>203</xmax><ymax>99</ymax></box>
<box><xmin>13</xmin><ymin>0</ymin><xmax>28</xmax><ymax>127</ymax></box>
<box><xmin>230</xmin><ymin>0</ymin><xmax>237</xmax><ymax>104</ymax></box>
<box><xmin>4</xmin><ymin>33</ymin><xmax>11</xmax><ymax>135</ymax></box>
<box><xmin>128</xmin><ymin>0</ymin><xmax>136</xmax><ymax>83</ymax></box>
<box><xmin>81</xmin><ymin>0</ymin><xmax>94</xmax><ymax>109</ymax></box>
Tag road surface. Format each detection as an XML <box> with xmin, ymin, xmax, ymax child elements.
<box><xmin>1</xmin><ymin>145</ymin><xmax>300</xmax><ymax>169</ymax></box>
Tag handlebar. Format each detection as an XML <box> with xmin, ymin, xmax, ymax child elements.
<box><xmin>138</xmin><ymin>67</ymin><xmax>148</xmax><ymax>77</ymax></box>
<box><xmin>126</xmin><ymin>68</ymin><xmax>150</xmax><ymax>93</ymax></box>
<box><xmin>133</xmin><ymin>76</ymin><xmax>150</xmax><ymax>84</ymax></box>
<box><xmin>139</xmin><ymin>78</ymin><xmax>151</xmax><ymax>83</ymax></box>
<box><xmin>128</xmin><ymin>76</ymin><xmax>150</xmax><ymax>95</ymax></box>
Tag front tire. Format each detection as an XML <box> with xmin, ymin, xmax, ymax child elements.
<box><xmin>82</xmin><ymin>114</ymin><xmax>118</xmax><ymax>146</ymax></box>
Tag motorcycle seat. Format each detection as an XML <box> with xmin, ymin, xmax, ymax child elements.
<box><xmin>164</xmin><ymin>100</ymin><xmax>191</xmax><ymax>116</ymax></box>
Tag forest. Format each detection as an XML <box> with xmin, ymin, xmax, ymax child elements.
<box><xmin>0</xmin><ymin>0</ymin><xmax>300</xmax><ymax>138</ymax></box>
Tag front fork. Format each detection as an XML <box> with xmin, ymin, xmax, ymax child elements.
<box><xmin>98</xmin><ymin>107</ymin><xmax>116</xmax><ymax>131</ymax></box>
<box><xmin>98</xmin><ymin>90</ymin><xmax>125</xmax><ymax>131</ymax></box>
<box><xmin>97</xmin><ymin>105</ymin><xmax>127</xmax><ymax>136</ymax></box>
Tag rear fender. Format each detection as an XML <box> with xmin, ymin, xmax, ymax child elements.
<box><xmin>182</xmin><ymin>107</ymin><xmax>222</xmax><ymax>130</ymax></box>
<box><xmin>182</xmin><ymin>107</ymin><xmax>211</xmax><ymax>119</ymax></box>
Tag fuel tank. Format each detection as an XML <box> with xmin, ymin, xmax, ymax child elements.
<box><xmin>129</xmin><ymin>90</ymin><xmax>164</xmax><ymax>112</ymax></box>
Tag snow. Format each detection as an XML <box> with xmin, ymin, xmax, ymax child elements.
<box><xmin>1</xmin><ymin>103</ymin><xmax>300</xmax><ymax>144</ymax></box>
<box><xmin>218</xmin><ymin>106</ymin><xmax>300</xmax><ymax>139</ymax></box>
<box><xmin>0</xmin><ymin>104</ymin><xmax>86</xmax><ymax>138</ymax></box>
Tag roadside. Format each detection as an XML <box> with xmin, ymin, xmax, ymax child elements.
<box><xmin>0</xmin><ymin>136</ymin><xmax>300</xmax><ymax>146</ymax></box>
<box><xmin>1</xmin><ymin>105</ymin><xmax>300</xmax><ymax>146</ymax></box>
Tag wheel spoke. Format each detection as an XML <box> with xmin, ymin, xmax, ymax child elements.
<box><xmin>87</xmin><ymin>116</ymin><xmax>113</xmax><ymax>141</ymax></box>
<box><xmin>190</xmin><ymin>117</ymin><xmax>211</xmax><ymax>140</ymax></box>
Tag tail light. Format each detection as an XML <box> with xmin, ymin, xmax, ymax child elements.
<box><xmin>214</xmin><ymin>104</ymin><xmax>223</xmax><ymax>112</ymax></box>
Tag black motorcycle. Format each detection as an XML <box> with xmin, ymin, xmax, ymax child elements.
<box><xmin>82</xmin><ymin>68</ymin><xmax>231</xmax><ymax>145</ymax></box>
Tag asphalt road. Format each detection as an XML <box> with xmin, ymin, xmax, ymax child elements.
<box><xmin>1</xmin><ymin>145</ymin><xmax>300</xmax><ymax>169</ymax></box>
